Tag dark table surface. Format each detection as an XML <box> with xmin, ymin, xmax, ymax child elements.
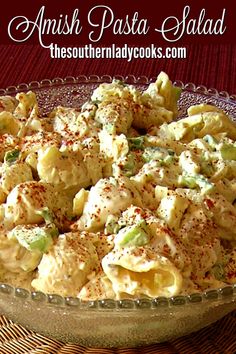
<box><xmin>0</xmin><ymin>43</ymin><xmax>236</xmax><ymax>95</ymax></box>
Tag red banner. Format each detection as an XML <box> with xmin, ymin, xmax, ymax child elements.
<box><xmin>0</xmin><ymin>0</ymin><xmax>235</xmax><ymax>46</ymax></box>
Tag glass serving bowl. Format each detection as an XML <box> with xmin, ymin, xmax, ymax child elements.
<box><xmin>0</xmin><ymin>76</ymin><xmax>235</xmax><ymax>348</ymax></box>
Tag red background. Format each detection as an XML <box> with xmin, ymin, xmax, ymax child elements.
<box><xmin>0</xmin><ymin>0</ymin><xmax>236</xmax><ymax>94</ymax></box>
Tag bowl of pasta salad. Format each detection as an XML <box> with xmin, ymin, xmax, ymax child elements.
<box><xmin>0</xmin><ymin>73</ymin><xmax>235</xmax><ymax>347</ymax></box>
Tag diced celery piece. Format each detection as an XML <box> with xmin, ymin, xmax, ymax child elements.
<box><xmin>123</xmin><ymin>154</ymin><xmax>135</xmax><ymax>177</ymax></box>
<box><xmin>128</xmin><ymin>136</ymin><xmax>145</xmax><ymax>150</ymax></box>
<box><xmin>12</xmin><ymin>224</ymin><xmax>58</xmax><ymax>253</ymax></box>
<box><xmin>178</xmin><ymin>175</ymin><xmax>197</xmax><ymax>189</ymax></box>
<box><xmin>105</xmin><ymin>215</ymin><xmax>120</xmax><ymax>234</ymax></box>
<box><xmin>4</xmin><ymin>149</ymin><xmax>20</xmax><ymax>165</ymax></box>
<box><xmin>220</xmin><ymin>144</ymin><xmax>236</xmax><ymax>160</ymax></box>
<box><xmin>179</xmin><ymin>173</ymin><xmax>214</xmax><ymax>193</ymax></box>
<box><xmin>162</xmin><ymin>155</ymin><xmax>174</xmax><ymax>166</ymax></box>
<box><xmin>116</xmin><ymin>220</ymin><xmax>149</xmax><ymax>247</ymax></box>
<box><xmin>142</xmin><ymin>146</ymin><xmax>174</xmax><ymax>163</ymax></box>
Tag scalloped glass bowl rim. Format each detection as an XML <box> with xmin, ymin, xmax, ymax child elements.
<box><xmin>0</xmin><ymin>74</ymin><xmax>236</xmax><ymax>100</ymax></box>
<box><xmin>0</xmin><ymin>75</ymin><xmax>235</xmax><ymax>312</ymax></box>
<box><xmin>0</xmin><ymin>282</ymin><xmax>235</xmax><ymax>311</ymax></box>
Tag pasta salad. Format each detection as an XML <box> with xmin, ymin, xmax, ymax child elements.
<box><xmin>0</xmin><ymin>72</ymin><xmax>235</xmax><ymax>300</ymax></box>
